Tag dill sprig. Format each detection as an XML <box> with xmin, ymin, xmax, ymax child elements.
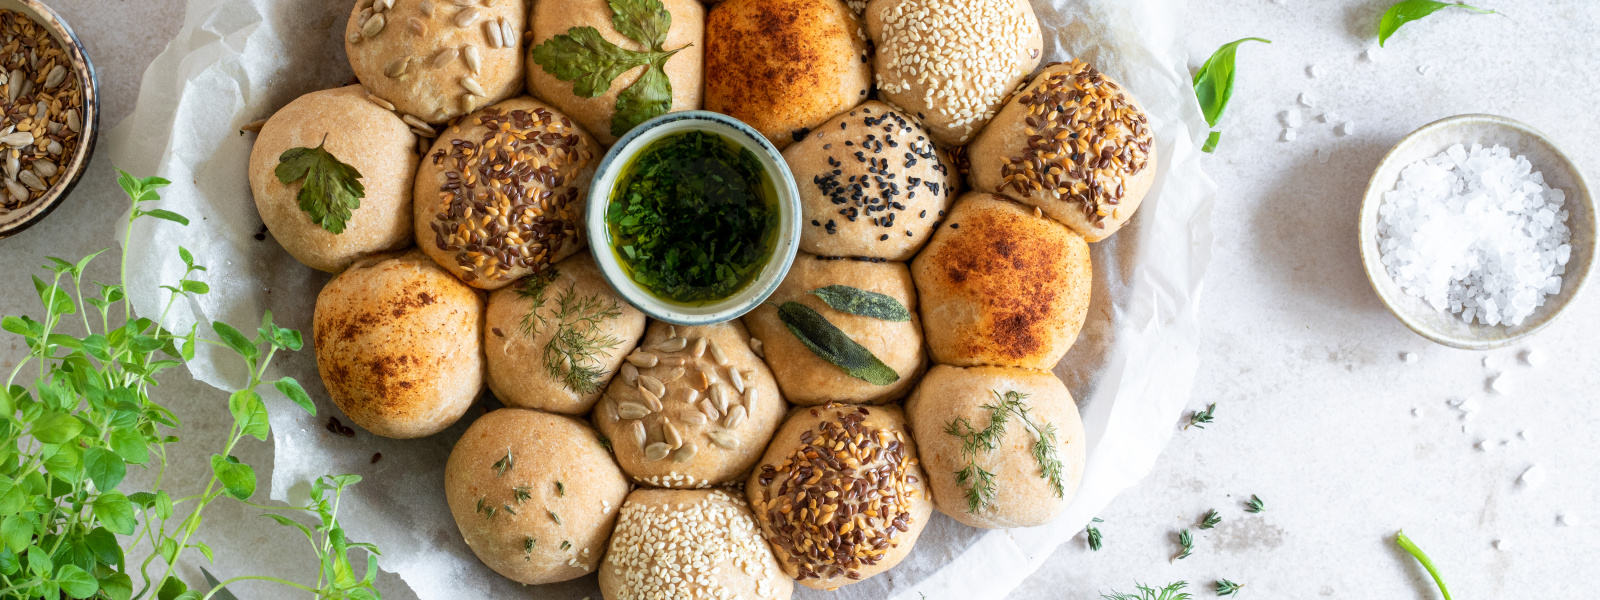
<box><xmin>1101</xmin><ymin>581</ymin><xmax>1192</xmax><ymax>600</ymax></box>
<box><xmin>1173</xmin><ymin>529</ymin><xmax>1193</xmax><ymax>561</ymax></box>
<box><xmin>1245</xmin><ymin>494</ymin><xmax>1265</xmax><ymax>513</ymax></box>
<box><xmin>1086</xmin><ymin>517</ymin><xmax>1104</xmax><ymax>551</ymax></box>
<box><xmin>1199</xmin><ymin>509</ymin><xmax>1221</xmax><ymax>529</ymax></box>
<box><xmin>944</xmin><ymin>390</ymin><xmax>1068</xmax><ymax>512</ymax></box>
<box><xmin>1214</xmin><ymin>579</ymin><xmax>1243</xmax><ymax>596</ymax></box>
<box><xmin>1185</xmin><ymin>403</ymin><xmax>1217</xmax><ymax>430</ymax></box>
<box><xmin>516</xmin><ymin>267</ymin><xmax>562</xmax><ymax>336</ymax></box>
<box><xmin>541</xmin><ymin>284</ymin><xmax>624</xmax><ymax>394</ymax></box>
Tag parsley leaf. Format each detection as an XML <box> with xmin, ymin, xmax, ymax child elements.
<box><xmin>609</xmin><ymin>0</ymin><xmax>670</xmax><ymax>48</ymax></box>
<box><xmin>530</xmin><ymin>0</ymin><xmax>687</xmax><ymax>137</ymax></box>
<box><xmin>532</xmin><ymin>27</ymin><xmax>654</xmax><ymax>98</ymax></box>
<box><xmin>613</xmin><ymin>63</ymin><xmax>675</xmax><ymax>136</ymax></box>
<box><xmin>275</xmin><ymin>139</ymin><xmax>365</xmax><ymax>234</ymax></box>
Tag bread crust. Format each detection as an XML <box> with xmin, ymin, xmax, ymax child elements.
<box><xmin>910</xmin><ymin>193</ymin><xmax>1091</xmax><ymax>369</ymax></box>
<box><xmin>344</xmin><ymin>0</ymin><xmax>526</xmax><ymax>123</ymax></box>
<box><xmin>312</xmin><ymin>249</ymin><xmax>485</xmax><ymax>439</ymax></box>
<box><xmin>249</xmin><ymin>85</ymin><xmax>417</xmax><ymax>273</ymax></box>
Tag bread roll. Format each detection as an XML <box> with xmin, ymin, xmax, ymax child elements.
<box><xmin>414</xmin><ymin>97</ymin><xmax>599</xmax><ymax>290</ymax></box>
<box><xmin>485</xmin><ymin>254</ymin><xmax>647</xmax><ymax>415</ymax></box>
<box><xmin>741</xmin><ymin>253</ymin><xmax>925</xmax><ymax>405</ymax></box>
<box><xmin>445</xmin><ymin>409</ymin><xmax>628</xmax><ymax>584</ymax></box>
<box><xmin>782</xmin><ymin>101</ymin><xmax>958</xmax><ymax>260</ymax></box>
<box><xmin>599</xmin><ymin>488</ymin><xmax>793</xmax><ymax>600</ymax></box>
<box><xmin>248</xmin><ymin>85</ymin><xmax>416</xmax><ymax>273</ymax></box>
<box><xmin>968</xmin><ymin>60</ymin><xmax>1157</xmax><ymax>242</ymax></box>
<box><xmin>747</xmin><ymin>404</ymin><xmax>932</xmax><ymax>589</ymax></box>
<box><xmin>593</xmin><ymin>321</ymin><xmax>785</xmax><ymax>488</ymax></box>
<box><xmin>904</xmin><ymin>365</ymin><xmax>1086</xmax><ymax>529</ymax></box>
<box><xmin>910</xmin><ymin>193</ymin><xmax>1091</xmax><ymax>369</ymax></box>
<box><xmin>345</xmin><ymin>0</ymin><xmax>525</xmax><ymax>123</ymax></box>
<box><xmin>527</xmin><ymin>0</ymin><xmax>704</xmax><ymax>146</ymax></box>
<box><xmin>865</xmin><ymin>0</ymin><xmax>1041</xmax><ymax>146</ymax></box>
<box><xmin>313</xmin><ymin>249</ymin><xmax>484</xmax><ymax>438</ymax></box>
<box><xmin>704</xmin><ymin>0</ymin><xmax>872</xmax><ymax>149</ymax></box>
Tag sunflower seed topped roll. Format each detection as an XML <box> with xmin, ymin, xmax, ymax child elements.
<box><xmin>345</xmin><ymin>0</ymin><xmax>527</xmax><ymax>124</ymax></box>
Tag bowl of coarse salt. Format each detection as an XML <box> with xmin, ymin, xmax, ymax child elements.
<box><xmin>1360</xmin><ymin>114</ymin><xmax>1596</xmax><ymax>350</ymax></box>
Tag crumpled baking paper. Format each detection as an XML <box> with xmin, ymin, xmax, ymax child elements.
<box><xmin>106</xmin><ymin>0</ymin><xmax>1215</xmax><ymax>597</ymax></box>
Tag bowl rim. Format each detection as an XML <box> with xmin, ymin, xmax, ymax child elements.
<box><xmin>1358</xmin><ymin>113</ymin><xmax>1597</xmax><ymax>350</ymax></box>
<box><xmin>0</xmin><ymin>0</ymin><xmax>100</xmax><ymax>240</ymax></box>
<box><xmin>584</xmin><ymin>110</ymin><xmax>802</xmax><ymax>326</ymax></box>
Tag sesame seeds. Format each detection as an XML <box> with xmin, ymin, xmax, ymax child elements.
<box><xmin>997</xmin><ymin>60</ymin><xmax>1153</xmax><ymax>229</ymax></box>
<box><xmin>800</xmin><ymin>104</ymin><xmax>953</xmax><ymax>254</ymax></box>
<box><xmin>605</xmin><ymin>490</ymin><xmax>785</xmax><ymax>600</ymax></box>
<box><xmin>873</xmin><ymin>0</ymin><xmax>1037</xmax><ymax>143</ymax></box>
<box><xmin>752</xmin><ymin>405</ymin><xmax>921</xmax><ymax>582</ymax></box>
<box><xmin>0</xmin><ymin>10</ymin><xmax>83</xmax><ymax>214</ymax></box>
<box><xmin>426</xmin><ymin>106</ymin><xmax>592</xmax><ymax>284</ymax></box>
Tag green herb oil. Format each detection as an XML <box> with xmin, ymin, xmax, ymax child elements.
<box><xmin>606</xmin><ymin>130</ymin><xmax>778</xmax><ymax>304</ymax></box>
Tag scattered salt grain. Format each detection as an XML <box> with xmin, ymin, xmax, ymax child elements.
<box><xmin>1520</xmin><ymin>348</ymin><xmax>1540</xmax><ymax>367</ymax></box>
<box><xmin>1376</xmin><ymin>144</ymin><xmax>1573</xmax><ymax>327</ymax></box>
<box><xmin>1489</xmin><ymin>373</ymin><xmax>1511</xmax><ymax>394</ymax></box>
<box><xmin>1476</xmin><ymin>439</ymin><xmax>1493</xmax><ymax>452</ymax></box>
<box><xmin>1557</xmin><ymin>513</ymin><xmax>1579</xmax><ymax>527</ymax></box>
<box><xmin>1316</xmin><ymin>148</ymin><xmax>1331</xmax><ymax>164</ymax></box>
<box><xmin>1518</xmin><ymin>429</ymin><xmax>1531</xmax><ymax>441</ymax></box>
<box><xmin>1417</xmin><ymin>64</ymin><xmax>1432</xmax><ymax>75</ymax></box>
<box><xmin>1363</xmin><ymin>47</ymin><xmax>1381</xmax><ymax>62</ymax></box>
<box><xmin>1298</xmin><ymin>92</ymin><xmax>1317</xmax><ymax>108</ymax></box>
<box><xmin>1281</xmin><ymin>128</ymin><xmax>1297</xmax><ymax>142</ymax></box>
<box><xmin>1338</xmin><ymin>121</ymin><xmax>1356</xmax><ymax>136</ymax></box>
<box><xmin>1518</xmin><ymin>465</ymin><xmax>1545</xmax><ymax>488</ymax></box>
<box><xmin>1283</xmin><ymin>109</ymin><xmax>1303</xmax><ymax>128</ymax></box>
<box><xmin>1306</xmin><ymin>64</ymin><xmax>1321</xmax><ymax>78</ymax></box>
<box><xmin>1494</xmin><ymin>538</ymin><xmax>1511</xmax><ymax>551</ymax></box>
<box><xmin>1319</xmin><ymin>111</ymin><xmax>1339</xmax><ymax>124</ymax></box>
<box><xmin>1402</xmin><ymin>352</ymin><xmax>1418</xmax><ymax>363</ymax></box>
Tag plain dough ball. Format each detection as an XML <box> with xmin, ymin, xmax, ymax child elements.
<box><xmin>865</xmin><ymin>0</ymin><xmax>1041</xmax><ymax>146</ymax></box>
<box><xmin>746</xmin><ymin>404</ymin><xmax>933</xmax><ymax>589</ymax></box>
<box><xmin>248</xmin><ymin>85</ymin><xmax>416</xmax><ymax>273</ymax></box>
<box><xmin>593</xmin><ymin>320</ymin><xmax>786</xmax><ymax>488</ymax></box>
<box><xmin>599</xmin><ymin>488</ymin><xmax>793</xmax><ymax>600</ymax></box>
<box><xmin>414</xmin><ymin>97</ymin><xmax>600</xmax><ymax>290</ymax></box>
<box><xmin>345</xmin><ymin>0</ymin><xmax>525</xmax><ymax>123</ymax></box>
<box><xmin>741</xmin><ymin>253</ymin><xmax>925</xmax><ymax>405</ymax></box>
<box><xmin>967</xmin><ymin>60</ymin><xmax>1158</xmax><ymax>242</ymax></box>
<box><xmin>904</xmin><ymin>365</ymin><xmax>1086</xmax><ymax>529</ymax></box>
<box><xmin>484</xmin><ymin>253</ymin><xmax>646</xmax><ymax>414</ymax></box>
<box><xmin>704</xmin><ymin>0</ymin><xmax>872</xmax><ymax>149</ymax></box>
<box><xmin>782</xmin><ymin>101</ymin><xmax>958</xmax><ymax>260</ymax></box>
<box><xmin>527</xmin><ymin>0</ymin><xmax>704</xmax><ymax>146</ymax></box>
<box><xmin>445</xmin><ymin>409</ymin><xmax>628</xmax><ymax>584</ymax></box>
<box><xmin>313</xmin><ymin>249</ymin><xmax>484</xmax><ymax>438</ymax></box>
<box><xmin>910</xmin><ymin>193</ymin><xmax>1091</xmax><ymax>369</ymax></box>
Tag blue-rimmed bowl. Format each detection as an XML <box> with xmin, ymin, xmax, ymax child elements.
<box><xmin>586</xmin><ymin>110</ymin><xmax>801</xmax><ymax>325</ymax></box>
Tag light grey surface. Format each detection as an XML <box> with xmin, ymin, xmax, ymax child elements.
<box><xmin>0</xmin><ymin>0</ymin><xmax>1596</xmax><ymax>598</ymax></box>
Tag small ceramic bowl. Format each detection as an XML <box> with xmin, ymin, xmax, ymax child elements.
<box><xmin>1359</xmin><ymin>114</ymin><xmax>1596</xmax><ymax>350</ymax></box>
<box><xmin>585</xmin><ymin>111</ymin><xmax>801</xmax><ymax>325</ymax></box>
<box><xmin>0</xmin><ymin>0</ymin><xmax>99</xmax><ymax>240</ymax></box>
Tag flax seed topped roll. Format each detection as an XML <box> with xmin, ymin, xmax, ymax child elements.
<box><xmin>746</xmin><ymin>404</ymin><xmax>932</xmax><ymax>589</ymax></box>
<box><xmin>599</xmin><ymin>488</ymin><xmax>794</xmax><ymax>600</ymax></box>
<box><xmin>345</xmin><ymin>0</ymin><xmax>527</xmax><ymax>124</ymax></box>
<box><xmin>593</xmin><ymin>320</ymin><xmax>785</xmax><ymax>489</ymax></box>
<box><xmin>415</xmin><ymin>97</ymin><xmax>600</xmax><ymax>290</ymax></box>
<box><xmin>967</xmin><ymin>60</ymin><xmax>1158</xmax><ymax>242</ymax></box>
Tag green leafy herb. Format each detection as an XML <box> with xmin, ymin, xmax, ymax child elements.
<box><xmin>549</xmin><ymin>510</ymin><xmax>562</xmax><ymax>525</ymax></box>
<box><xmin>944</xmin><ymin>390</ymin><xmax>1065</xmax><ymax>512</ymax></box>
<box><xmin>607</xmin><ymin>130</ymin><xmax>776</xmax><ymax>303</ymax></box>
<box><xmin>516</xmin><ymin>267</ymin><xmax>562</xmax><ymax>336</ymax></box>
<box><xmin>275</xmin><ymin>137</ymin><xmax>366</xmax><ymax>234</ymax></box>
<box><xmin>1185</xmin><ymin>402</ymin><xmax>1217</xmax><ymax>430</ymax></box>
<box><xmin>1173</xmin><ymin>529</ymin><xmax>1193</xmax><ymax>560</ymax></box>
<box><xmin>1101</xmin><ymin>581</ymin><xmax>1192</xmax><ymax>600</ymax></box>
<box><xmin>598</xmin><ymin>435</ymin><xmax>613</xmax><ymax>452</ymax></box>
<box><xmin>1199</xmin><ymin>509</ymin><xmax>1222</xmax><ymax>529</ymax></box>
<box><xmin>1086</xmin><ymin>517</ymin><xmax>1104</xmax><ymax>551</ymax></box>
<box><xmin>514</xmin><ymin>486</ymin><xmax>532</xmax><ymax>504</ymax></box>
<box><xmin>1193</xmin><ymin>38</ymin><xmax>1270</xmax><ymax>154</ymax></box>
<box><xmin>503</xmin><ymin>504</ymin><xmax>518</xmax><ymax>516</ymax></box>
<box><xmin>776</xmin><ymin>302</ymin><xmax>900</xmax><ymax>385</ymax></box>
<box><xmin>1202</xmin><ymin>131</ymin><xmax>1221</xmax><ymax>154</ymax></box>
<box><xmin>0</xmin><ymin>170</ymin><xmax>383</xmax><ymax>600</ymax></box>
<box><xmin>1379</xmin><ymin>1</ymin><xmax>1494</xmax><ymax>47</ymax></box>
<box><xmin>524</xmin><ymin>537</ymin><xmax>537</xmax><ymax>560</ymax></box>
<box><xmin>1214</xmin><ymin>579</ymin><xmax>1244</xmax><ymax>596</ymax></box>
<box><xmin>541</xmin><ymin>285</ymin><xmax>624</xmax><ymax>394</ymax></box>
<box><xmin>529</xmin><ymin>0</ymin><xmax>688</xmax><ymax>136</ymax></box>
<box><xmin>559</xmin><ymin>540</ymin><xmax>572</xmax><ymax>551</ymax></box>
<box><xmin>493</xmin><ymin>449</ymin><xmax>515</xmax><ymax>478</ymax></box>
<box><xmin>810</xmin><ymin>285</ymin><xmax>912</xmax><ymax>321</ymax></box>
<box><xmin>556</xmin><ymin>481</ymin><xmax>566</xmax><ymax>497</ymax></box>
<box><xmin>1245</xmin><ymin>494</ymin><xmax>1265</xmax><ymax>513</ymax></box>
<box><xmin>1395</xmin><ymin>530</ymin><xmax>1452</xmax><ymax>600</ymax></box>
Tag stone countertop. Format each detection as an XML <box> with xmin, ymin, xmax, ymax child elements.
<box><xmin>1</xmin><ymin>0</ymin><xmax>1596</xmax><ymax>598</ymax></box>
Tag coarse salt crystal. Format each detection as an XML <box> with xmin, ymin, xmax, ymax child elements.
<box><xmin>1489</xmin><ymin>373</ymin><xmax>1511</xmax><ymax>394</ymax></box>
<box><xmin>1307</xmin><ymin>64</ymin><xmax>1321</xmax><ymax>78</ymax></box>
<box><xmin>1320</xmin><ymin>111</ymin><xmax>1339</xmax><ymax>124</ymax></box>
<box><xmin>1338</xmin><ymin>121</ymin><xmax>1356</xmax><ymax>136</ymax></box>
<box><xmin>1298</xmin><ymin>92</ymin><xmax>1317</xmax><ymax>108</ymax></box>
<box><xmin>1494</xmin><ymin>538</ymin><xmax>1511</xmax><ymax>551</ymax></box>
<box><xmin>1316</xmin><ymin>148</ymin><xmax>1331</xmax><ymax>164</ymax></box>
<box><xmin>1281</xmin><ymin>128</ymin><xmax>1297</xmax><ymax>142</ymax></box>
<box><xmin>1364</xmin><ymin>47</ymin><xmax>1381</xmax><ymax>62</ymax></box>
<box><xmin>1520</xmin><ymin>348</ymin><xmax>1540</xmax><ymax>367</ymax></box>
<box><xmin>1418</xmin><ymin>64</ymin><xmax>1432</xmax><ymax>75</ymax></box>
<box><xmin>1283</xmin><ymin>109</ymin><xmax>1303</xmax><ymax>128</ymax></box>
<box><xmin>1518</xmin><ymin>429</ymin><xmax>1531</xmax><ymax>441</ymax></box>
<box><xmin>1518</xmin><ymin>465</ymin><xmax>1545</xmax><ymax>488</ymax></box>
<box><xmin>1476</xmin><ymin>439</ymin><xmax>1493</xmax><ymax>452</ymax></box>
<box><xmin>1557</xmin><ymin>513</ymin><xmax>1579</xmax><ymax>527</ymax></box>
<box><xmin>1376</xmin><ymin>144</ymin><xmax>1572</xmax><ymax>327</ymax></box>
<box><xmin>1402</xmin><ymin>351</ymin><xmax>1418</xmax><ymax>363</ymax></box>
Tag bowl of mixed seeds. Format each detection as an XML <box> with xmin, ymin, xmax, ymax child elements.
<box><xmin>0</xmin><ymin>0</ymin><xmax>96</xmax><ymax>240</ymax></box>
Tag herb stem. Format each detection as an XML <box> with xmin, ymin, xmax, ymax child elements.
<box><xmin>1395</xmin><ymin>530</ymin><xmax>1452</xmax><ymax>600</ymax></box>
<box><xmin>201</xmin><ymin>576</ymin><xmax>320</xmax><ymax>600</ymax></box>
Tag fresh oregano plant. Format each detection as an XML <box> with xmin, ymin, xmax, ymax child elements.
<box><xmin>0</xmin><ymin>170</ymin><xmax>382</xmax><ymax>599</ymax></box>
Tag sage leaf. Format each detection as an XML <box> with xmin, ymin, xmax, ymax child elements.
<box><xmin>810</xmin><ymin>285</ymin><xmax>911</xmax><ymax>322</ymax></box>
<box><xmin>1379</xmin><ymin>1</ymin><xmax>1494</xmax><ymax>47</ymax></box>
<box><xmin>276</xmin><ymin>140</ymin><xmax>365</xmax><ymax>234</ymax></box>
<box><xmin>776</xmin><ymin>302</ymin><xmax>900</xmax><ymax>385</ymax></box>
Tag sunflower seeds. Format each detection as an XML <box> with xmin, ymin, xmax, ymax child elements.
<box><xmin>462</xmin><ymin>44</ymin><xmax>482</xmax><ymax>74</ymax></box>
<box><xmin>46</xmin><ymin>140</ymin><xmax>60</xmax><ymax>156</ymax></box>
<box><xmin>668</xmin><ymin>325</ymin><xmax>678</xmax><ymax>338</ymax></box>
<box><xmin>484</xmin><ymin>20</ymin><xmax>503</xmax><ymax>48</ymax></box>
<box><xmin>663</xmin><ymin>423</ymin><xmax>682</xmax><ymax>449</ymax></box>
<box><xmin>18</xmin><ymin>170</ymin><xmax>44</xmax><ymax>191</ymax></box>
<box><xmin>660</xmin><ymin>356</ymin><xmax>687</xmax><ymax>367</ymax></box>
<box><xmin>384</xmin><ymin>56</ymin><xmax>410</xmax><ymax>78</ymax></box>
<box><xmin>500</xmin><ymin>18</ymin><xmax>516</xmax><ymax>47</ymax></box>
<box><xmin>400</xmin><ymin>114</ymin><xmax>431</xmax><ymax>132</ymax></box>
<box><xmin>44</xmin><ymin>64</ymin><xmax>65</xmax><ymax>89</ymax></box>
<box><xmin>620</xmin><ymin>363</ymin><xmax>639</xmax><ymax>385</ymax></box>
<box><xmin>6</xmin><ymin>69</ymin><xmax>19</xmax><ymax>102</ymax></box>
<box><xmin>626</xmin><ymin>351</ymin><xmax>658</xmax><ymax>368</ymax></box>
<box><xmin>419</xmin><ymin>0</ymin><xmax>436</xmax><ymax>15</ymax></box>
<box><xmin>454</xmin><ymin>7</ymin><xmax>480</xmax><ymax>27</ymax></box>
<box><xmin>710</xmin><ymin>384</ymin><xmax>731</xmax><ymax>413</ymax></box>
<box><xmin>725</xmin><ymin>405</ymin><xmax>748</xmax><ymax>429</ymax></box>
<box><xmin>447</xmin><ymin>0</ymin><xmax>474</xmax><ymax>5</ymax></box>
<box><xmin>346</xmin><ymin>30</ymin><xmax>363</xmax><ymax>44</ymax></box>
<box><xmin>681</xmin><ymin>388</ymin><xmax>699</xmax><ymax>405</ymax></box>
<box><xmin>4</xmin><ymin>179</ymin><xmax>25</xmax><ymax>201</ymax></box>
<box><xmin>4</xmin><ymin>155</ymin><xmax>16</xmax><ymax>179</ymax></box>
<box><xmin>461</xmin><ymin>76</ymin><xmax>485</xmax><ymax>97</ymax></box>
<box><xmin>743</xmin><ymin>388</ymin><xmax>758</xmax><ymax>410</ymax></box>
<box><xmin>362</xmin><ymin>13</ymin><xmax>386</xmax><ymax>38</ymax></box>
<box><xmin>673</xmin><ymin>443</ymin><xmax>697</xmax><ymax>462</ymax></box>
<box><xmin>31</xmin><ymin>160</ymin><xmax>55</xmax><ymax>179</ymax></box>
<box><xmin>729</xmin><ymin>369</ymin><xmax>746</xmax><ymax>394</ymax></box>
<box><xmin>699</xmin><ymin>398</ymin><xmax>721</xmax><ymax>420</ymax></box>
<box><xmin>644</xmin><ymin>442</ymin><xmax>671</xmax><ymax>461</ymax></box>
<box><xmin>638</xmin><ymin>375</ymin><xmax>664</xmax><ymax>398</ymax></box>
<box><xmin>690</xmin><ymin>370</ymin><xmax>709</xmax><ymax>391</ymax></box>
<box><xmin>0</xmin><ymin>131</ymin><xmax>33</xmax><ymax>148</ymax></box>
<box><xmin>408</xmin><ymin>16</ymin><xmax>427</xmax><ymax>35</ymax></box>
<box><xmin>616</xmin><ymin>402</ymin><xmax>650</xmax><ymax>420</ymax></box>
<box><xmin>680</xmin><ymin>411</ymin><xmax>707</xmax><ymax>426</ymax></box>
<box><xmin>655</xmin><ymin>337</ymin><xmax>688</xmax><ymax>353</ymax></box>
<box><xmin>631</xmin><ymin>421</ymin><xmax>647</xmax><ymax>448</ymax></box>
<box><xmin>660</xmin><ymin>367</ymin><xmax>685</xmax><ymax>384</ymax></box>
<box><xmin>691</xmin><ymin>337</ymin><xmax>707</xmax><ymax>358</ymax></box>
<box><xmin>708</xmin><ymin>430</ymin><xmax>739</xmax><ymax>450</ymax></box>
<box><xmin>708</xmin><ymin>340</ymin><xmax>730</xmax><ymax>366</ymax></box>
<box><xmin>602</xmin><ymin>399</ymin><xmax>619</xmax><ymax>421</ymax></box>
<box><xmin>366</xmin><ymin>94</ymin><xmax>396</xmax><ymax>111</ymax></box>
<box><xmin>750</xmin><ymin>338</ymin><xmax>764</xmax><ymax>357</ymax></box>
<box><xmin>639</xmin><ymin>387</ymin><xmax>663</xmax><ymax>412</ymax></box>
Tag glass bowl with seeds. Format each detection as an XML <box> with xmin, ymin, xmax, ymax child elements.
<box><xmin>0</xmin><ymin>0</ymin><xmax>96</xmax><ymax>240</ymax></box>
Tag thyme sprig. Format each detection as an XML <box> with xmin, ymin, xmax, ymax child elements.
<box><xmin>1173</xmin><ymin>529</ymin><xmax>1193</xmax><ymax>561</ymax></box>
<box><xmin>945</xmin><ymin>390</ymin><xmax>1066</xmax><ymax>513</ymax></box>
<box><xmin>1185</xmin><ymin>402</ymin><xmax>1217</xmax><ymax>430</ymax></box>
<box><xmin>1199</xmin><ymin>509</ymin><xmax>1222</xmax><ymax>529</ymax></box>
<box><xmin>1086</xmin><ymin>517</ymin><xmax>1104</xmax><ymax>551</ymax></box>
<box><xmin>1245</xmin><ymin>494</ymin><xmax>1265</xmax><ymax>513</ymax></box>
<box><xmin>1214</xmin><ymin>579</ymin><xmax>1244</xmax><ymax>596</ymax></box>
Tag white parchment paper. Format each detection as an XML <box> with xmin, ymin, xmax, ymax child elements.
<box><xmin>106</xmin><ymin>0</ymin><xmax>1216</xmax><ymax>597</ymax></box>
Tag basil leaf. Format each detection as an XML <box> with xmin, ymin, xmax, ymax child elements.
<box><xmin>608</xmin><ymin>0</ymin><xmax>671</xmax><ymax>49</ymax></box>
<box><xmin>276</xmin><ymin>140</ymin><xmax>365</xmax><ymax>235</ymax></box>
<box><xmin>810</xmin><ymin>285</ymin><xmax>911</xmax><ymax>322</ymax></box>
<box><xmin>1202</xmin><ymin>131</ymin><xmax>1221</xmax><ymax>154</ymax></box>
<box><xmin>1379</xmin><ymin>1</ymin><xmax>1494</xmax><ymax>47</ymax></box>
<box><xmin>776</xmin><ymin>302</ymin><xmax>900</xmax><ymax>385</ymax></box>
<box><xmin>612</xmin><ymin>59</ymin><xmax>676</xmax><ymax>137</ymax></box>
<box><xmin>531</xmin><ymin>27</ymin><xmax>654</xmax><ymax>98</ymax></box>
<box><xmin>1193</xmin><ymin>37</ymin><xmax>1271</xmax><ymax>128</ymax></box>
